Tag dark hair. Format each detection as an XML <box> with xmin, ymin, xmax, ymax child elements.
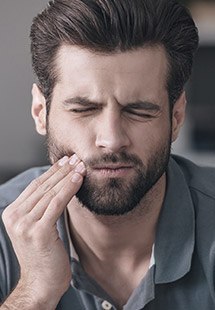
<box><xmin>30</xmin><ymin>0</ymin><xmax>199</xmax><ymax>113</ymax></box>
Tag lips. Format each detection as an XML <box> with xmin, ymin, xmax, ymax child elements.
<box><xmin>88</xmin><ymin>164</ymin><xmax>134</xmax><ymax>178</ymax></box>
<box><xmin>92</xmin><ymin>164</ymin><xmax>133</xmax><ymax>170</ymax></box>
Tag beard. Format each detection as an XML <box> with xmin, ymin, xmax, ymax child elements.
<box><xmin>46</xmin><ymin>129</ymin><xmax>171</xmax><ymax>216</ymax></box>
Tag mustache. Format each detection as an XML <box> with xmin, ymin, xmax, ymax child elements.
<box><xmin>84</xmin><ymin>152</ymin><xmax>143</xmax><ymax>168</ymax></box>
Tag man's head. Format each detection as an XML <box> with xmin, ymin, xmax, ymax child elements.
<box><xmin>30</xmin><ymin>0</ymin><xmax>199</xmax><ymax>216</ymax></box>
<box><xmin>30</xmin><ymin>0</ymin><xmax>199</xmax><ymax>112</ymax></box>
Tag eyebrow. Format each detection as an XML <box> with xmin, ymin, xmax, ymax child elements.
<box><xmin>63</xmin><ymin>96</ymin><xmax>161</xmax><ymax>112</ymax></box>
<box><xmin>63</xmin><ymin>97</ymin><xmax>102</xmax><ymax>107</ymax></box>
<box><xmin>125</xmin><ymin>101</ymin><xmax>161</xmax><ymax>112</ymax></box>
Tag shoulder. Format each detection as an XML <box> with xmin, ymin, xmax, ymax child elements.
<box><xmin>171</xmin><ymin>156</ymin><xmax>215</xmax><ymax>289</ymax></box>
<box><xmin>172</xmin><ymin>155</ymin><xmax>215</xmax><ymax>248</ymax></box>
<box><xmin>172</xmin><ymin>154</ymin><xmax>215</xmax><ymax>201</ymax></box>
<box><xmin>0</xmin><ymin>166</ymin><xmax>49</xmax><ymax>212</ymax></box>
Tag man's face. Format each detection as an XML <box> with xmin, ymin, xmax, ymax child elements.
<box><xmin>37</xmin><ymin>46</ymin><xmax>176</xmax><ymax>216</ymax></box>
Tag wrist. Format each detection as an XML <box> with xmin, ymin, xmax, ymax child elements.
<box><xmin>14</xmin><ymin>279</ymin><xmax>64</xmax><ymax>310</ymax></box>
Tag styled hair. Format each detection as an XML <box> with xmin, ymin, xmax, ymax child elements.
<box><xmin>30</xmin><ymin>0</ymin><xmax>199</xmax><ymax>113</ymax></box>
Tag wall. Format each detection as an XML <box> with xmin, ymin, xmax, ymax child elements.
<box><xmin>0</xmin><ymin>1</ymin><xmax>48</xmax><ymax>183</ymax></box>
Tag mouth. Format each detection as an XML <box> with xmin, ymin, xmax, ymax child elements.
<box><xmin>93</xmin><ymin>164</ymin><xmax>132</xmax><ymax>169</ymax></box>
<box><xmin>90</xmin><ymin>164</ymin><xmax>133</xmax><ymax>177</ymax></box>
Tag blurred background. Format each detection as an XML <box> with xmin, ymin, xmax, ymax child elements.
<box><xmin>0</xmin><ymin>0</ymin><xmax>214</xmax><ymax>184</ymax></box>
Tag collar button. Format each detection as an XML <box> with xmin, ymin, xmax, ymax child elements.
<box><xmin>101</xmin><ymin>300</ymin><xmax>113</xmax><ymax>310</ymax></box>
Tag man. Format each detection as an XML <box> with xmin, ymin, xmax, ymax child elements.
<box><xmin>0</xmin><ymin>0</ymin><xmax>214</xmax><ymax>309</ymax></box>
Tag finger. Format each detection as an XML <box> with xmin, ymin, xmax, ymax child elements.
<box><xmin>13</xmin><ymin>156</ymin><xmax>70</xmax><ymax>205</ymax></box>
<box><xmin>40</xmin><ymin>169</ymin><xmax>85</xmax><ymax>225</ymax></box>
<box><xmin>11</xmin><ymin>155</ymin><xmax>80</xmax><ymax>214</ymax></box>
<box><xmin>22</xmin><ymin>156</ymin><xmax>81</xmax><ymax>214</ymax></box>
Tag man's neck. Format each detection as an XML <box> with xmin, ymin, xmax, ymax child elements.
<box><xmin>67</xmin><ymin>173</ymin><xmax>165</xmax><ymax>265</ymax></box>
<box><xmin>67</xmin><ymin>173</ymin><xmax>166</xmax><ymax>307</ymax></box>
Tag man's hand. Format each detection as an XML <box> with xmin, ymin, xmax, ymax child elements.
<box><xmin>1</xmin><ymin>155</ymin><xmax>86</xmax><ymax>309</ymax></box>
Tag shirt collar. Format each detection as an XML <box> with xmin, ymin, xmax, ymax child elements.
<box><xmin>154</xmin><ymin>156</ymin><xmax>195</xmax><ymax>283</ymax></box>
<box><xmin>63</xmin><ymin>210</ymin><xmax>155</xmax><ymax>268</ymax></box>
<box><xmin>64</xmin><ymin>210</ymin><xmax>80</xmax><ymax>261</ymax></box>
<box><xmin>57</xmin><ymin>155</ymin><xmax>195</xmax><ymax>295</ymax></box>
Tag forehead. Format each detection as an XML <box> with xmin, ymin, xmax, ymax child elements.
<box><xmin>53</xmin><ymin>45</ymin><xmax>168</xmax><ymax>103</ymax></box>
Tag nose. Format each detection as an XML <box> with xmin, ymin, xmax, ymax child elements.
<box><xmin>95</xmin><ymin>107</ymin><xmax>131</xmax><ymax>153</ymax></box>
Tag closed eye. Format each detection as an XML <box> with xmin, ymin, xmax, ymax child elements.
<box><xmin>122</xmin><ymin>101</ymin><xmax>161</xmax><ymax>120</ymax></box>
<box><xmin>126</xmin><ymin>110</ymin><xmax>154</xmax><ymax>117</ymax></box>
<box><xmin>69</xmin><ymin>107</ymin><xmax>99</xmax><ymax>113</ymax></box>
<box><xmin>123</xmin><ymin>108</ymin><xmax>157</xmax><ymax>119</ymax></box>
<box><xmin>63</xmin><ymin>96</ymin><xmax>102</xmax><ymax>114</ymax></box>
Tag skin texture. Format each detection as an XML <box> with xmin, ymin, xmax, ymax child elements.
<box><xmin>36</xmin><ymin>45</ymin><xmax>180</xmax><ymax>218</ymax></box>
<box><xmin>1</xmin><ymin>156</ymin><xmax>86</xmax><ymax>309</ymax></box>
<box><xmin>46</xmin><ymin>126</ymin><xmax>171</xmax><ymax>216</ymax></box>
<box><xmin>1</xmin><ymin>45</ymin><xmax>186</xmax><ymax>309</ymax></box>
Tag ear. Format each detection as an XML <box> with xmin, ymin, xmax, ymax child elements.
<box><xmin>31</xmin><ymin>83</ymin><xmax>47</xmax><ymax>136</ymax></box>
<box><xmin>171</xmin><ymin>91</ymin><xmax>186</xmax><ymax>142</ymax></box>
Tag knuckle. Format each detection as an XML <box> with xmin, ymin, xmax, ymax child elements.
<box><xmin>32</xmin><ymin>223</ymin><xmax>52</xmax><ymax>247</ymax></box>
<box><xmin>20</xmin><ymin>199</ymin><xmax>30</xmax><ymax>210</ymax></box>
<box><xmin>30</xmin><ymin>166</ymin><xmax>56</xmax><ymax>189</ymax></box>
<box><xmin>32</xmin><ymin>178</ymin><xmax>54</xmax><ymax>195</ymax></box>
<box><xmin>15</xmin><ymin>220</ymin><xmax>29</xmax><ymax>237</ymax></box>
<box><xmin>6</xmin><ymin>215</ymin><xmax>17</xmax><ymax>229</ymax></box>
<box><xmin>1</xmin><ymin>208</ymin><xmax>9</xmax><ymax>223</ymax></box>
<box><xmin>58</xmin><ymin>164</ymin><xmax>71</xmax><ymax>176</ymax></box>
<box><xmin>31</xmin><ymin>177</ymin><xmax>42</xmax><ymax>189</ymax></box>
<box><xmin>15</xmin><ymin>219</ymin><xmax>34</xmax><ymax>240</ymax></box>
<box><xmin>50</xmin><ymin>196</ymin><xmax>61</xmax><ymax>209</ymax></box>
<box><xmin>2</xmin><ymin>206</ymin><xmax>16</xmax><ymax>227</ymax></box>
<box><xmin>40</xmin><ymin>182</ymin><xmax>53</xmax><ymax>194</ymax></box>
<box><xmin>34</xmin><ymin>227</ymin><xmax>47</xmax><ymax>242</ymax></box>
<box><xmin>45</xmin><ymin>188</ymin><xmax>58</xmax><ymax>200</ymax></box>
<box><xmin>50</xmin><ymin>162</ymin><xmax>60</xmax><ymax>173</ymax></box>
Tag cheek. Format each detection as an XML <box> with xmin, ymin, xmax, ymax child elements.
<box><xmin>53</xmin><ymin>119</ymin><xmax>95</xmax><ymax>157</ymax></box>
<box><xmin>131</xmin><ymin>119</ymin><xmax>171</xmax><ymax>154</ymax></box>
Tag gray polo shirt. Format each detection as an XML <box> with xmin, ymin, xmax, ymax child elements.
<box><xmin>1</xmin><ymin>155</ymin><xmax>215</xmax><ymax>309</ymax></box>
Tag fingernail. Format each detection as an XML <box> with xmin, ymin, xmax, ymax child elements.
<box><xmin>74</xmin><ymin>162</ymin><xmax>86</xmax><ymax>173</ymax></box>
<box><xmin>69</xmin><ymin>154</ymin><xmax>78</xmax><ymax>165</ymax></box>
<box><xmin>58</xmin><ymin>156</ymin><xmax>69</xmax><ymax>166</ymax></box>
<box><xmin>71</xmin><ymin>173</ymin><xmax>82</xmax><ymax>183</ymax></box>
